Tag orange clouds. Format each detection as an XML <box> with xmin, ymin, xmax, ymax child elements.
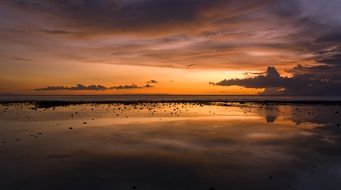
<box><xmin>0</xmin><ymin>0</ymin><xmax>341</xmax><ymax>94</ymax></box>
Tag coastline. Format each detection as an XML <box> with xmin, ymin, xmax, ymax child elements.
<box><xmin>1</xmin><ymin>95</ymin><xmax>341</xmax><ymax>108</ymax></box>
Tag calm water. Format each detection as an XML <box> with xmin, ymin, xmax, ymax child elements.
<box><xmin>1</xmin><ymin>95</ymin><xmax>341</xmax><ymax>102</ymax></box>
<box><xmin>0</xmin><ymin>102</ymin><xmax>341</xmax><ymax>189</ymax></box>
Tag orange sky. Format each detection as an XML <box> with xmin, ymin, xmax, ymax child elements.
<box><xmin>0</xmin><ymin>0</ymin><xmax>340</xmax><ymax>95</ymax></box>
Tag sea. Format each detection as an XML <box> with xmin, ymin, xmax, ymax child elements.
<box><xmin>1</xmin><ymin>95</ymin><xmax>341</xmax><ymax>102</ymax></box>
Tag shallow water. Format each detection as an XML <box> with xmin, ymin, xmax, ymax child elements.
<box><xmin>1</xmin><ymin>95</ymin><xmax>341</xmax><ymax>102</ymax></box>
<box><xmin>0</xmin><ymin>103</ymin><xmax>341</xmax><ymax>190</ymax></box>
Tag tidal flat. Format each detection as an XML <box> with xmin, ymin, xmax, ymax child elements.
<box><xmin>0</xmin><ymin>102</ymin><xmax>341</xmax><ymax>190</ymax></box>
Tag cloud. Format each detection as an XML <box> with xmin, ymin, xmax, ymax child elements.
<box><xmin>213</xmin><ymin>66</ymin><xmax>285</xmax><ymax>88</ymax></box>
<box><xmin>2</xmin><ymin>0</ymin><xmax>341</xmax><ymax>71</ymax></box>
<box><xmin>146</xmin><ymin>80</ymin><xmax>158</xmax><ymax>84</ymax></box>
<box><xmin>213</xmin><ymin>64</ymin><xmax>341</xmax><ymax>96</ymax></box>
<box><xmin>315</xmin><ymin>33</ymin><xmax>341</xmax><ymax>44</ymax></box>
<box><xmin>144</xmin><ymin>84</ymin><xmax>154</xmax><ymax>88</ymax></box>
<box><xmin>40</xmin><ymin>29</ymin><xmax>78</xmax><ymax>35</ymax></box>
<box><xmin>2</xmin><ymin>0</ymin><xmax>341</xmax><ymax>97</ymax></box>
<box><xmin>35</xmin><ymin>83</ymin><xmax>154</xmax><ymax>91</ymax></box>
<box><xmin>210</xmin><ymin>18</ymin><xmax>341</xmax><ymax>96</ymax></box>
<box><xmin>4</xmin><ymin>0</ymin><xmax>273</xmax><ymax>35</ymax></box>
<box><xmin>35</xmin><ymin>84</ymin><xmax>107</xmax><ymax>91</ymax></box>
<box><xmin>110</xmin><ymin>84</ymin><xmax>154</xmax><ymax>90</ymax></box>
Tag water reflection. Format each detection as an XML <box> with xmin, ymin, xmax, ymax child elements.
<box><xmin>0</xmin><ymin>103</ymin><xmax>340</xmax><ymax>190</ymax></box>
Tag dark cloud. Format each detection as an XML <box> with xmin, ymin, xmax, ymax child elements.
<box><xmin>11</xmin><ymin>57</ymin><xmax>32</xmax><ymax>62</ymax></box>
<box><xmin>110</xmin><ymin>84</ymin><xmax>154</xmax><ymax>90</ymax></box>
<box><xmin>40</xmin><ymin>29</ymin><xmax>78</xmax><ymax>35</ymax></box>
<box><xmin>2</xmin><ymin>0</ymin><xmax>341</xmax><ymax>95</ymax></box>
<box><xmin>317</xmin><ymin>54</ymin><xmax>341</xmax><ymax>66</ymax></box>
<box><xmin>35</xmin><ymin>84</ymin><xmax>108</xmax><ymax>91</ymax></box>
<box><xmin>213</xmin><ymin>66</ymin><xmax>286</xmax><ymax>88</ymax></box>
<box><xmin>4</xmin><ymin>0</ymin><xmax>274</xmax><ymax>35</ymax></box>
<box><xmin>144</xmin><ymin>84</ymin><xmax>154</xmax><ymax>88</ymax></box>
<box><xmin>35</xmin><ymin>83</ymin><xmax>154</xmax><ymax>91</ymax></box>
<box><xmin>315</xmin><ymin>33</ymin><xmax>341</xmax><ymax>44</ymax></box>
<box><xmin>146</xmin><ymin>80</ymin><xmax>158</xmax><ymax>84</ymax></box>
<box><xmin>210</xmin><ymin>16</ymin><xmax>341</xmax><ymax>96</ymax></box>
<box><xmin>213</xmin><ymin>63</ymin><xmax>341</xmax><ymax>96</ymax></box>
<box><xmin>269</xmin><ymin>0</ymin><xmax>302</xmax><ymax>18</ymax></box>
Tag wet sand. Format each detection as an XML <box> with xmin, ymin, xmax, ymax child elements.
<box><xmin>0</xmin><ymin>102</ymin><xmax>341</xmax><ymax>190</ymax></box>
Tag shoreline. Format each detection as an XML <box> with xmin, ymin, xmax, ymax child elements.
<box><xmin>1</xmin><ymin>100</ymin><xmax>341</xmax><ymax>109</ymax></box>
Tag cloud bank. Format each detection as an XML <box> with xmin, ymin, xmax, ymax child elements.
<box><xmin>4</xmin><ymin>0</ymin><xmax>272</xmax><ymax>35</ymax></box>
<box><xmin>2</xmin><ymin>0</ymin><xmax>341</xmax><ymax>70</ymax></box>
<box><xmin>35</xmin><ymin>83</ymin><xmax>154</xmax><ymax>91</ymax></box>
<box><xmin>146</xmin><ymin>80</ymin><xmax>158</xmax><ymax>84</ymax></box>
<box><xmin>213</xmin><ymin>60</ymin><xmax>341</xmax><ymax>96</ymax></box>
<box><xmin>1</xmin><ymin>0</ymin><xmax>341</xmax><ymax>95</ymax></box>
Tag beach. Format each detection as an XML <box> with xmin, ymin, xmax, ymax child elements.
<box><xmin>0</xmin><ymin>100</ymin><xmax>341</xmax><ymax>189</ymax></box>
<box><xmin>2</xmin><ymin>0</ymin><xmax>341</xmax><ymax>189</ymax></box>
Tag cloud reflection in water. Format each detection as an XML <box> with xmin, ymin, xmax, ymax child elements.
<box><xmin>0</xmin><ymin>103</ymin><xmax>340</xmax><ymax>189</ymax></box>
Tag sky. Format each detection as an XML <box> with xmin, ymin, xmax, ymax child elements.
<box><xmin>0</xmin><ymin>0</ymin><xmax>341</xmax><ymax>95</ymax></box>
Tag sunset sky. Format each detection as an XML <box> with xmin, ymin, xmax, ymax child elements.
<box><xmin>1</xmin><ymin>0</ymin><xmax>341</xmax><ymax>95</ymax></box>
